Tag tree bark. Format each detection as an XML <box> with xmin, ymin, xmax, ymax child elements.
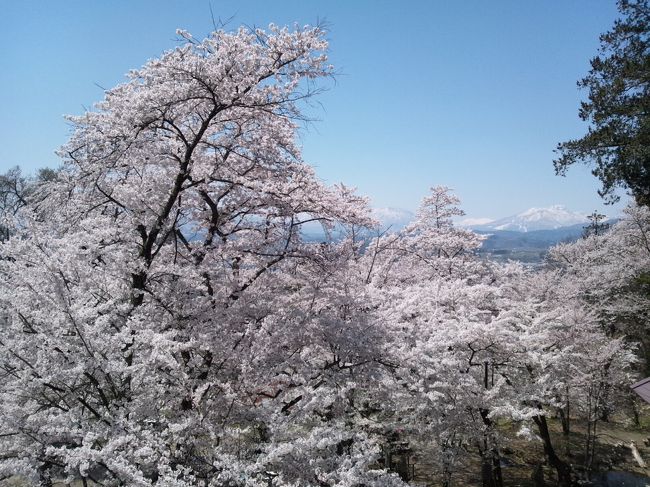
<box><xmin>558</xmin><ymin>394</ymin><xmax>571</xmax><ymax>457</ymax></box>
<box><xmin>38</xmin><ymin>463</ymin><xmax>53</xmax><ymax>487</ymax></box>
<box><xmin>531</xmin><ymin>462</ymin><xmax>546</xmax><ymax>487</ymax></box>
<box><xmin>480</xmin><ymin>454</ymin><xmax>503</xmax><ymax>487</ymax></box>
<box><xmin>477</xmin><ymin>361</ymin><xmax>504</xmax><ymax>487</ymax></box>
<box><xmin>532</xmin><ymin>415</ymin><xmax>574</xmax><ymax>486</ymax></box>
<box><xmin>559</xmin><ymin>390</ymin><xmax>570</xmax><ymax>436</ymax></box>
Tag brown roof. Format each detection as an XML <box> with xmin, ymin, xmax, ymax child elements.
<box><xmin>631</xmin><ymin>377</ymin><xmax>650</xmax><ymax>404</ymax></box>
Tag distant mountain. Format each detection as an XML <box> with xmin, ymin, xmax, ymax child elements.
<box><xmin>472</xmin><ymin>205</ymin><xmax>589</xmax><ymax>232</ymax></box>
<box><xmin>458</xmin><ymin>217</ymin><xmax>494</xmax><ymax>227</ymax></box>
<box><xmin>465</xmin><ymin>205</ymin><xmax>616</xmax><ymax>263</ymax></box>
<box><xmin>372</xmin><ymin>207</ymin><xmax>415</xmax><ymax>232</ymax></box>
<box><xmin>301</xmin><ymin>205</ymin><xmax>611</xmax><ymax>264</ymax></box>
<box><xmin>301</xmin><ymin>207</ymin><xmax>414</xmax><ymax>241</ymax></box>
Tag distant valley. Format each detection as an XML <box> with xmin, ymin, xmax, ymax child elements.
<box><xmin>474</xmin><ymin>224</ymin><xmax>587</xmax><ymax>263</ymax></box>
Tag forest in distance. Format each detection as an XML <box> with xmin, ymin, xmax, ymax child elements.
<box><xmin>2</xmin><ymin>1</ymin><xmax>650</xmax><ymax>486</ymax></box>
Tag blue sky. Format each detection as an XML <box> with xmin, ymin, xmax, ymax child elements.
<box><xmin>1</xmin><ymin>1</ymin><xmax>627</xmax><ymax>219</ymax></box>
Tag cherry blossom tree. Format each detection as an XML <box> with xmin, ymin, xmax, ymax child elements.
<box><xmin>365</xmin><ymin>188</ymin><xmax>639</xmax><ymax>486</ymax></box>
<box><xmin>361</xmin><ymin>187</ymin><xmax>516</xmax><ymax>487</ymax></box>
<box><xmin>402</xmin><ymin>186</ymin><xmax>485</xmax><ymax>279</ymax></box>
<box><xmin>548</xmin><ymin>204</ymin><xmax>650</xmax><ymax>375</ymax></box>
<box><xmin>0</xmin><ymin>25</ymin><xmax>404</xmax><ymax>487</ymax></box>
<box><xmin>0</xmin><ymin>166</ymin><xmax>57</xmax><ymax>242</ymax></box>
<box><xmin>499</xmin><ymin>268</ymin><xmax>634</xmax><ymax>485</ymax></box>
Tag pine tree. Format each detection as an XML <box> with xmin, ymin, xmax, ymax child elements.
<box><xmin>555</xmin><ymin>0</ymin><xmax>650</xmax><ymax>207</ymax></box>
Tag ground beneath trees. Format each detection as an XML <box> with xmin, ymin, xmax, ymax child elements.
<box><xmin>408</xmin><ymin>417</ymin><xmax>650</xmax><ymax>486</ymax></box>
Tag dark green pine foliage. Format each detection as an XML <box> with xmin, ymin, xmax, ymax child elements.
<box><xmin>582</xmin><ymin>210</ymin><xmax>610</xmax><ymax>237</ymax></box>
<box><xmin>555</xmin><ymin>0</ymin><xmax>650</xmax><ymax>207</ymax></box>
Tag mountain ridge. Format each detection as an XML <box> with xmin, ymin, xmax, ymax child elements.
<box><xmin>370</xmin><ymin>204</ymin><xmax>601</xmax><ymax>233</ymax></box>
<box><xmin>468</xmin><ymin>205</ymin><xmax>590</xmax><ymax>232</ymax></box>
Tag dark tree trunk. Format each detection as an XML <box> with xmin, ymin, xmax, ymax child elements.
<box><xmin>600</xmin><ymin>405</ymin><xmax>610</xmax><ymax>423</ymax></box>
<box><xmin>631</xmin><ymin>397</ymin><xmax>641</xmax><ymax>427</ymax></box>
<box><xmin>532</xmin><ymin>415</ymin><xmax>574</xmax><ymax>486</ymax></box>
<box><xmin>559</xmin><ymin>387</ymin><xmax>571</xmax><ymax>436</ymax></box>
<box><xmin>558</xmin><ymin>406</ymin><xmax>570</xmax><ymax>436</ymax></box>
<box><xmin>442</xmin><ymin>469</ymin><xmax>453</xmax><ymax>487</ymax></box>
<box><xmin>481</xmin><ymin>460</ymin><xmax>496</xmax><ymax>487</ymax></box>
<box><xmin>494</xmin><ymin>455</ymin><xmax>504</xmax><ymax>487</ymax></box>
<box><xmin>531</xmin><ymin>462</ymin><xmax>546</xmax><ymax>487</ymax></box>
<box><xmin>480</xmin><ymin>455</ymin><xmax>504</xmax><ymax>487</ymax></box>
<box><xmin>38</xmin><ymin>463</ymin><xmax>53</xmax><ymax>487</ymax></box>
<box><xmin>558</xmin><ymin>396</ymin><xmax>572</xmax><ymax>457</ymax></box>
<box><xmin>641</xmin><ymin>337</ymin><xmax>650</xmax><ymax>377</ymax></box>
<box><xmin>441</xmin><ymin>434</ymin><xmax>457</xmax><ymax>487</ymax></box>
<box><xmin>477</xmin><ymin>432</ymin><xmax>503</xmax><ymax>487</ymax></box>
<box><xmin>477</xmin><ymin>362</ymin><xmax>504</xmax><ymax>487</ymax></box>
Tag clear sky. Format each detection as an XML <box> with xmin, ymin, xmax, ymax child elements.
<box><xmin>1</xmin><ymin>0</ymin><xmax>628</xmax><ymax>219</ymax></box>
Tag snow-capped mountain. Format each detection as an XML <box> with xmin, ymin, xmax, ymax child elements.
<box><xmin>372</xmin><ymin>207</ymin><xmax>415</xmax><ymax>231</ymax></box>
<box><xmin>458</xmin><ymin>217</ymin><xmax>495</xmax><ymax>227</ymax></box>
<box><xmin>372</xmin><ymin>205</ymin><xmax>592</xmax><ymax>233</ymax></box>
<box><xmin>472</xmin><ymin>205</ymin><xmax>590</xmax><ymax>232</ymax></box>
<box><xmin>302</xmin><ymin>205</ymin><xmax>594</xmax><ymax>239</ymax></box>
